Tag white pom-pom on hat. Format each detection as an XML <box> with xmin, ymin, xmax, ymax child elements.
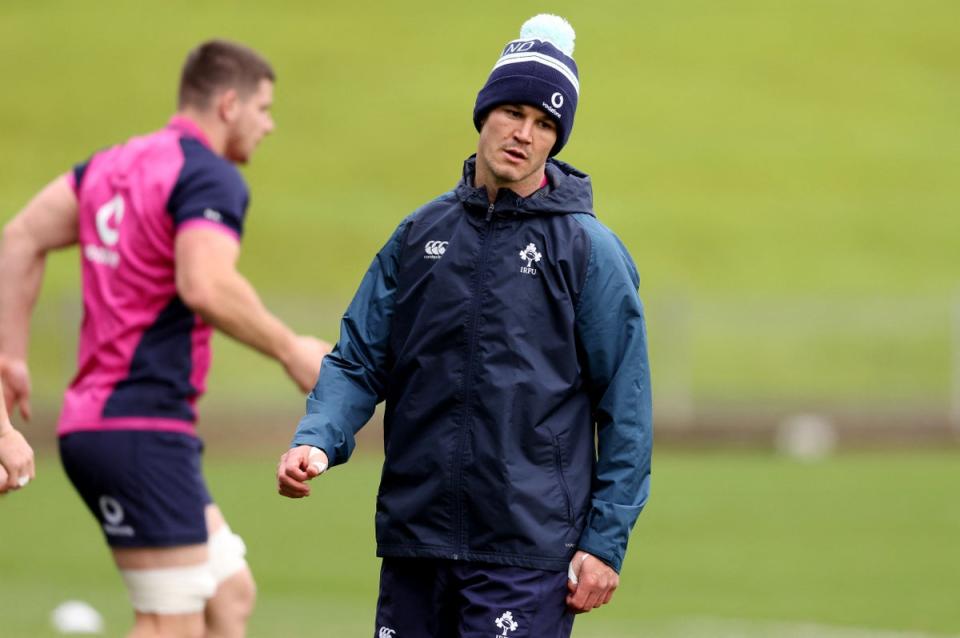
<box><xmin>520</xmin><ymin>14</ymin><xmax>575</xmax><ymax>56</ymax></box>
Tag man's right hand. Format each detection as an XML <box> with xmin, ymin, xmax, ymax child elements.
<box><xmin>1</xmin><ymin>358</ymin><xmax>33</xmax><ymax>422</ymax></box>
<box><xmin>566</xmin><ymin>551</ymin><xmax>619</xmax><ymax>613</ymax></box>
<box><xmin>283</xmin><ymin>336</ymin><xmax>332</xmax><ymax>393</ymax></box>
<box><xmin>277</xmin><ymin>445</ymin><xmax>328</xmax><ymax>498</ymax></box>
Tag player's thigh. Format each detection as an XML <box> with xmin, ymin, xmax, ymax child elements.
<box><xmin>455</xmin><ymin>562</ymin><xmax>574</xmax><ymax>638</ymax></box>
<box><xmin>113</xmin><ymin>543</ymin><xmax>208</xmax><ymax>569</ymax></box>
<box><xmin>206</xmin><ymin>504</ymin><xmax>226</xmax><ymax>533</ymax></box>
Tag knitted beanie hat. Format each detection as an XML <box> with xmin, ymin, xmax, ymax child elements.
<box><xmin>473</xmin><ymin>14</ymin><xmax>579</xmax><ymax>156</ymax></box>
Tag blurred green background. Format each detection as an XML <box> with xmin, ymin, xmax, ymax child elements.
<box><xmin>2</xmin><ymin>0</ymin><xmax>958</xmax><ymax>417</ymax></box>
<box><xmin>1</xmin><ymin>0</ymin><xmax>958</xmax><ymax>636</ymax></box>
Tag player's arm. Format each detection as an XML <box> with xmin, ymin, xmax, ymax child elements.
<box><xmin>277</xmin><ymin>218</ymin><xmax>411</xmax><ymax>498</ymax></box>
<box><xmin>0</xmin><ymin>174</ymin><xmax>79</xmax><ymax>421</ymax></box>
<box><xmin>174</xmin><ymin>226</ymin><xmax>329</xmax><ymax>392</ymax></box>
<box><xmin>567</xmin><ymin>220</ymin><xmax>652</xmax><ymax>613</ymax></box>
<box><xmin>0</xmin><ymin>375</ymin><xmax>35</xmax><ymax>493</ymax></box>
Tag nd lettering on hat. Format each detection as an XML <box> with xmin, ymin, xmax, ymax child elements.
<box><xmin>473</xmin><ymin>14</ymin><xmax>580</xmax><ymax>157</ymax></box>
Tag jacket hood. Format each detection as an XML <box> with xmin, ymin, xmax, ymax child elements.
<box><xmin>455</xmin><ymin>155</ymin><xmax>595</xmax><ymax>217</ymax></box>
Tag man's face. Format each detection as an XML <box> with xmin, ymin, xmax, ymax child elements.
<box><xmin>475</xmin><ymin>104</ymin><xmax>557</xmax><ymax>195</ymax></box>
<box><xmin>224</xmin><ymin>78</ymin><xmax>275</xmax><ymax>164</ymax></box>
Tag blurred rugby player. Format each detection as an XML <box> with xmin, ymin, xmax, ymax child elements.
<box><xmin>0</xmin><ymin>39</ymin><xmax>329</xmax><ymax>637</ymax></box>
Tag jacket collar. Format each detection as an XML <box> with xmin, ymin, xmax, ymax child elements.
<box><xmin>455</xmin><ymin>155</ymin><xmax>595</xmax><ymax>218</ymax></box>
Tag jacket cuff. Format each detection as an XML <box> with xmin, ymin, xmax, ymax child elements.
<box><xmin>577</xmin><ymin>501</ymin><xmax>641</xmax><ymax>573</ymax></box>
<box><xmin>290</xmin><ymin>414</ymin><xmax>351</xmax><ymax>467</ymax></box>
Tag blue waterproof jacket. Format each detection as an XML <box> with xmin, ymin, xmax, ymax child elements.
<box><xmin>292</xmin><ymin>156</ymin><xmax>652</xmax><ymax>572</ymax></box>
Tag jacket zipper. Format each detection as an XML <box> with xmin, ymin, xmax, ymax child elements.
<box><xmin>553</xmin><ymin>436</ymin><xmax>574</xmax><ymax>525</ymax></box>
<box><xmin>452</xmin><ymin>201</ymin><xmax>496</xmax><ymax>559</ymax></box>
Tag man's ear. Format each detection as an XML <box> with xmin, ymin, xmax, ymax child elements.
<box><xmin>217</xmin><ymin>88</ymin><xmax>240</xmax><ymax>123</ymax></box>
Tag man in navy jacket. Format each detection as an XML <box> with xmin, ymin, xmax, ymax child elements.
<box><xmin>278</xmin><ymin>14</ymin><xmax>652</xmax><ymax>637</ymax></box>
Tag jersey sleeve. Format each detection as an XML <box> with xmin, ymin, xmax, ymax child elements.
<box><xmin>70</xmin><ymin>158</ymin><xmax>90</xmax><ymax>194</ymax></box>
<box><xmin>167</xmin><ymin>138</ymin><xmax>248</xmax><ymax>239</ymax></box>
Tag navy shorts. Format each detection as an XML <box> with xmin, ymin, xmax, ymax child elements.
<box><xmin>59</xmin><ymin>430</ymin><xmax>212</xmax><ymax>548</ymax></box>
<box><xmin>374</xmin><ymin>558</ymin><xmax>575</xmax><ymax>638</ymax></box>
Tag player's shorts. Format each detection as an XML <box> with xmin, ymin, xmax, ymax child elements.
<box><xmin>59</xmin><ymin>430</ymin><xmax>212</xmax><ymax>548</ymax></box>
<box><xmin>374</xmin><ymin>558</ymin><xmax>575</xmax><ymax>638</ymax></box>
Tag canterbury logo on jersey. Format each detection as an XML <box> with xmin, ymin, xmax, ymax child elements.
<box><xmin>424</xmin><ymin>240</ymin><xmax>448</xmax><ymax>259</ymax></box>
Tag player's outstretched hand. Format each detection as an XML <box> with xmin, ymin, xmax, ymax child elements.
<box><xmin>0</xmin><ymin>427</ymin><xmax>35</xmax><ymax>494</ymax></box>
<box><xmin>565</xmin><ymin>550</ymin><xmax>619</xmax><ymax>614</ymax></box>
<box><xmin>277</xmin><ymin>445</ymin><xmax>328</xmax><ymax>498</ymax></box>
<box><xmin>1</xmin><ymin>358</ymin><xmax>33</xmax><ymax>422</ymax></box>
<box><xmin>283</xmin><ymin>336</ymin><xmax>332</xmax><ymax>393</ymax></box>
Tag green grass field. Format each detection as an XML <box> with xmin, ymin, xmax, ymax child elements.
<box><xmin>1</xmin><ymin>450</ymin><xmax>958</xmax><ymax>637</ymax></box>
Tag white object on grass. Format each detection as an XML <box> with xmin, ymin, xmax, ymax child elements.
<box><xmin>51</xmin><ymin>600</ymin><xmax>104</xmax><ymax>634</ymax></box>
<box><xmin>775</xmin><ymin>413</ymin><xmax>837</xmax><ymax>461</ymax></box>
<box><xmin>309</xmin><ymin>447</ymin><xmax>328</xmax><ymax>475</ymax></box>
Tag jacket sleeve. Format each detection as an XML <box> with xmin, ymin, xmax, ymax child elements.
<box><xmin>572</xmin><ymin>215</ymin><xmax>652</xmax><ymax>573</ymax></box>
<box><xmin>290</xmin><ymin>218</ymin><xmax>411</xmax><ymax>465</ymax></box>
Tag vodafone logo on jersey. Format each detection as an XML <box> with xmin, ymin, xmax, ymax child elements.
<box><xmin>85</xmin><ymin>195</ymin><xmax>124</xmax><ymax>267</ymax></box>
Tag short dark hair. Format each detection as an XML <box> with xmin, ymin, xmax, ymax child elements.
<box><xmin>178</xmin><ymin>39</ymin><xmax>275</xmax><ymax>109</ymax></box>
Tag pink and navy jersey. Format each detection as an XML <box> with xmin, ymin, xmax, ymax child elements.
<box><xmin>58</xmin><ymin>116</ymin><xmax>248</xmax><ymax>437</ymax></box>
